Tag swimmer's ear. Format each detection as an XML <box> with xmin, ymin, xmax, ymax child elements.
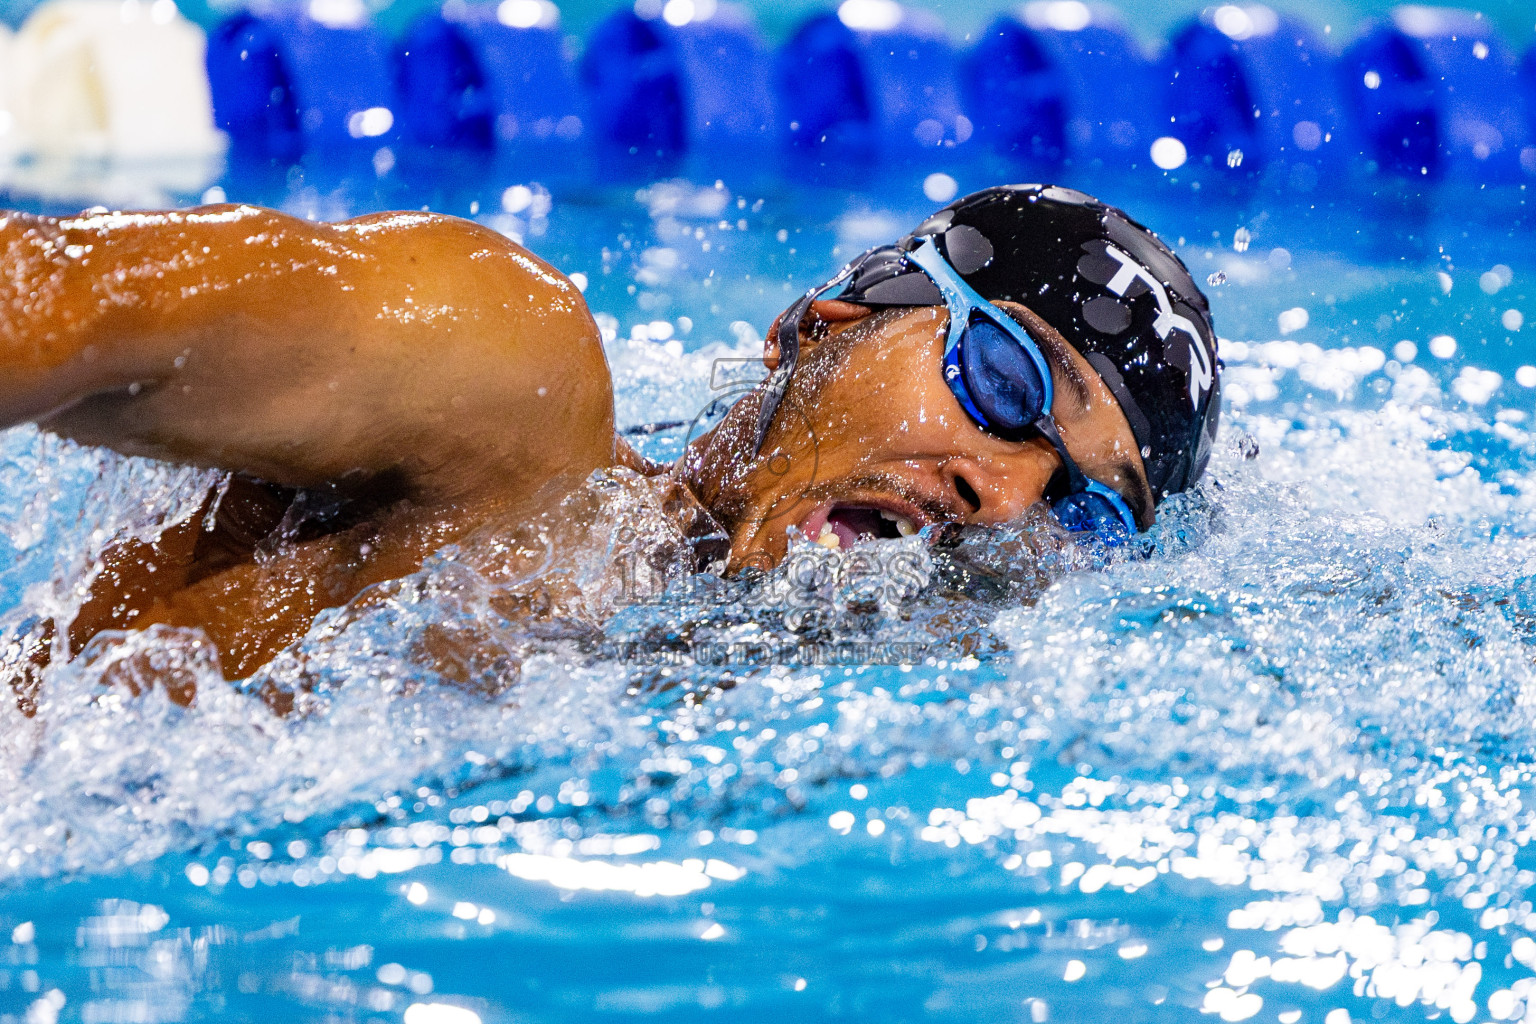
<box><xmin>814</xmin><ymin>299</ymin><xmax>872</xmax><ymax>324</ymax></box>
<box><xmin>763</xmin><ymin>299</ymin><xmax>871</xmax><ymax>371</ymax></box>
<box><xmin>764</xmin><ymin>312</ymin><xmax>785</xmax><ymax>372</ymax></box>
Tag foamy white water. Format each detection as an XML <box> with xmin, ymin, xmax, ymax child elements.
<box><xmin>1</xmin><ymin>282</ymin><xmax>1536</xmax><ymax>1019</ymax></box>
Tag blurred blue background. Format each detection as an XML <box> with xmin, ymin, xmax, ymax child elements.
<box><xmin>168</xmin><ymin>0</ymin><xmax>1536</xmax><ymax>44</ymax></box>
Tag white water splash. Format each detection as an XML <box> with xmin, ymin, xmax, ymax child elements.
<box><xmin>2</xmin><ymin>327</ymin><xmax>1536</xmax><ymax>1019</ymax></box>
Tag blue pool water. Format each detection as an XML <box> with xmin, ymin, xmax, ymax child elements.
<box><xmin>0</xmin><ymin>157</ymin><xmax>1535</xmax><ymax>1024</ymax></box>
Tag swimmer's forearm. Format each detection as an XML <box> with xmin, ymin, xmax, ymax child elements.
<box><xmin>0</xmin><ymin>205</ymin><xmax>313</xmax><ymax>423</ymax></box>
<box><xmin>0</xmin><ymin>204</ymin><xmax>617</xmax><ymax>501</ymax></box>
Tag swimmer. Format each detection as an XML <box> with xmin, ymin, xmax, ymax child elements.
<box><xmin>0</xmin><ymin>185</ymin><xmax>1219</xmax><ymax>702</ymax></box>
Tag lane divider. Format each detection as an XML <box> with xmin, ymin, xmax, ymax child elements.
<box><xmin>1168</xmin><ymin>6</ymin><xmax>1347</xmax><ymax>189</ymax></box>
<box><xmin>0</xmin><ymin>0</ymin><xmax>1531</xmax><ymax>184</ymax></box>
<box><xmin>1342</xmin><ymin>6</ymin><xmax>1532</xmax><ymax>180</ymax></box>
<box><xmin>207</xmin><ymin>4</ymin><xmax>396</xmax><ymax>157</ymax></box>
<box><xmin>779</xmin><ymin>0</ymin><xmax>970</xmax><ymax>154</ymax></box>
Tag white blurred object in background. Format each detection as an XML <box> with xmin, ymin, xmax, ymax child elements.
<box><xmin>10</xmin><ymin>0</ymin><xmax>225</xmax><ymax>161</ymax></box>
<box><xmin>0</xmin><ymin>27</ymin><xmax>14</xmax><ymax>158</ymax></box>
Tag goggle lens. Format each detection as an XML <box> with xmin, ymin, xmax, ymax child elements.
<box><xmin>958</xmin><ymin>314</ymin><xmax>1048</xmax><ymax>436</ymax></box>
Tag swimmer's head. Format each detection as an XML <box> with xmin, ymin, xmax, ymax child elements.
<box><xmin>681</xmin><ymin>184</ymin><xmax>1221</xmax><ymax>570</ymax></box>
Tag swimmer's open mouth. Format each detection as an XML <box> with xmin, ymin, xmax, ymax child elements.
<box><xmin>800</xmin><ymin>502</ymin><xmax>924</xmax><ymax>550</ymax></box>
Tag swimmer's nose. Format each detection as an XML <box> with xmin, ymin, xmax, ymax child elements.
<box><xmin>940</xmin><ymin>457</ymin><xmax>1048</xmax><ymax>525</ymax></box>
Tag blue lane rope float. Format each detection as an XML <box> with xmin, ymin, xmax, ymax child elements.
<box><xmin>1525</xmin><ymin>46</ymin><xmax>1536</xmax><ymax>174</ymax></box>
<box><xmin>960</xmin><ymin>2</ymin><xmax>1165</xmax><ymax>166</ymax></box>
<box><xmin>206</xmin><ymin>13</ymin><xmax>304</xmax><ymax>157</ymax></box>
<box><xmin>398</xmin><ymin>1</ymin><xmax>581</xmax><ymax>151</ymax></box>
<box><xmin>778</xmin><ymin>1</ymin><xmax>970</xmax><ymax>156</ymax></box>
<box><xmin>207</xmin><ymin>8</ymin><xmax>398</xmax><ymax>157</ymax></box>
<box><xmin>580</xmin><ymin>1</ymin><xmax>776</xmax><ymax>155</ymax></box>
<box><xmin>190</xmin><ymin>0</ymin><xmax>1536</xmax><ymax>184</ymax></box>
<box><xmin>1341</xmin><ymin>7</ymin><xmax>1532</xmax><ymax>181</ymax></box>
<box><xmin>1166</xmin><ymin>6</ymin><xmax>1347</xmax><ymax>189</ymax></box>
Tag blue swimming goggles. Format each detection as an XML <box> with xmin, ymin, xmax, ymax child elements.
<box><xmin>758</xmin><ymin>236</ymin><xmax>1141</xmax><ymax>544</ymax></box>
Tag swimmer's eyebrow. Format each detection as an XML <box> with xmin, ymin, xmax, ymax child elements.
<box><xmin>1052</xmin><ymin>355</ymin><xmax>1093</xmax><ymax>415</ymax></box>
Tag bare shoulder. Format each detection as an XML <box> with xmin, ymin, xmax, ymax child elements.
<box><xmin>338</xmin><ymin>210</ymin><xmax>578</xmax><ymax>292</ymax></box>
<box><xmin>0</xmin><ymin>201</ymin><xmax>617</xmax><ymax>506</ymax></box>
<box><xmin>325</xmin><ymin>210</ymin><xmax>595</xmax><ymax>346</ymax></box>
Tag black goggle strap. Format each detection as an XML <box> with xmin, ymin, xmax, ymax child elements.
<box><xmin>1031</xmin><ymin>415</ymin><xmax>1090</xmax><ymax>495</ymax></box>
<box><xmin>754</xmin><ymin>255</ymin><xmax>869</xmax><ymax>455</ymax></box>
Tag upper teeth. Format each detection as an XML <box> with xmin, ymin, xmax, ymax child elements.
<box><xmin>879</xmin><ymin>510</ymin><xmax>918</xmax><ymax>536</ymax></box>
<box><xmin>815</xmin><ymin>512</ymin><xmax>918</xmax><ymax>549</ymax></box>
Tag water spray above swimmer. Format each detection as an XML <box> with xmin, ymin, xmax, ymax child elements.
<box><xmin>0</xmin><ymin>184</ymin><xmax>1219</xmax><ymax>703</ymax></box>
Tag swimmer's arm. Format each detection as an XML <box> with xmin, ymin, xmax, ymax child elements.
<box><xmin>0</xmin><ymin>205</ymin><xmax>617</xmax><ymax>506</ymax></box>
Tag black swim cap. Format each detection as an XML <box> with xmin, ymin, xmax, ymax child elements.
<box><xmin>832</xmin><ymin>184</ymin><xmax>1221</xmax><ymax>504</ymax></box>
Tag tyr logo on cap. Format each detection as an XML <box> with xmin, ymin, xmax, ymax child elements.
<box><xmin>1075</xmin><ymin>240</ymin><xmax>1214</xmax><ymax>413</ymax></box>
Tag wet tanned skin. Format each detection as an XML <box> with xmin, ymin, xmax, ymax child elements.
<box><xmin>0</xmin><ymin>205</ymin><xmax>615</xmax><ymax>686</ymax></box>
<box><xmin>0</xmin><ymin>205</ymin><xmax>1151</xmax><ymax>698</ymax></box>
